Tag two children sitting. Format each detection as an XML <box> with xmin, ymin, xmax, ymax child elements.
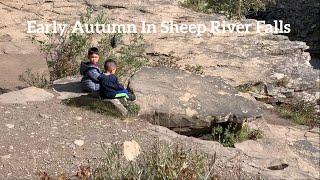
<box><xmin>80</xmin><ymin>47</ymin><xmax>134</xmax><ymax>101</ymax></box>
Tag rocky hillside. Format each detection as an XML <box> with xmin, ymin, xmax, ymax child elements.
<box><xmin>0</xmin><ymin>0</ymin><xmax>318</xmax><ymax>105</ymax></box>
<box><xmin>0</xmin><ymin>0</ymin><xmax>319</xmax><ymax>179</ymax></box>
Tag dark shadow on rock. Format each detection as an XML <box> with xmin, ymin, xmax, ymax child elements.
<box><xmin>309</xmin><ymin>58</ymin><xmax>320</xmax><ymax>70</ymax></box>
<box><xmin>267</xmin><ymin>163</ymin><xmax>289</xmax><ymax>170</ymax></box>
<box><xmin>0</xmin><ymin>87</ymin><xmax>10</xmax><ymax>95</ymax></box>
<box><xmin>52</xmin><ymin>81</ymin><xmax>85</xmax><ymax>93</ymax></box>
<box><xmin>63</xmin><ymin>95</ymin><xmax>128</xmax><ymax>117</ymax></box>
<box><xmin>0</xmin><ymin>86</ymin><xmax>26</xmax><ymax>95</ymax></box>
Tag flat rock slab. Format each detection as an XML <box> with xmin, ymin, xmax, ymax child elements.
<box><xmin>0</xmin><ymin>87</ymin><xmax>54</xmax><ymax>104</ymax></box>
<box><xmin>129</xmin><ymin>67</ymin><xmax>262</xmax><ymax>134</ymax></box>
<box><xmin>65</xmin><ymin>95</ymin><xmax>128</xmax><ymax>117</ymax></box>
<box><xmin>53</xmin><ymin>76</ymin><xmax>128</xmax><ymax>116</ymax></box>
<box><xmin>52</xmin><ymin>75</ymin><xmax>88</xmax><ymax>100</ymax></box>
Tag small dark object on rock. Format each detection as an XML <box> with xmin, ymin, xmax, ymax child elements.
<box><xmin>267</xmin><ymin>163</ymin><xmax>289</xmax><ymax>170</ymax></box>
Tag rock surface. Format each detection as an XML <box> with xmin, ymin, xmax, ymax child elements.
<box><xmin>52</xmin><ymin>76</ymin><xmax>88</xmax><ymax>100</ymax></box>
<box><xmin>235</xmin><ymin>118</ymin><xmax>320</xmax><ymax>179</ymax></box>
<box><xmin>0</xmin><ymin>0</ymin><xmax>319</xmax><ymax>104</ymax></box>
<box><xmin>52</xmin><ymin>76</ymin><xmax>128</xmax><ymax>116</ymax></box>
<box><xmin>149</xmin><ymin>118</ymin><xmax>320</xmax><ymax>179</ymax></box>
<box><xmin>0</xmin><ymin>87</ymin><xmax>54</xmax><ymax>104</ymax></box>
<box><xmin>0</xmin><ymin>0</ymin><xmax>318</xmax><ymax>105</ymax></box>
<box><xmin>129</xmin><ymin>67</ymin><xmax>262</xmax><ymax>134</ymax></box>
<box><xmin>0</xmin><ymin>98</ymin><xmax>318</xmax><ymax>179</ymax></box>
<box><xmin>0</xmin><ymin>0</ymin><xmax>319</xmax><ymax>179</ymax></box>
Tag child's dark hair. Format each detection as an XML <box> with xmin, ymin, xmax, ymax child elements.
<box><xmin>88</xmin><ymin>47</ymin><xmax>99</xmax><ymax>56</ymax></box>
<box><xmin>104</xmin><ymin>59</ymin><xmax>117</xmax><ymax>70</ymax></box>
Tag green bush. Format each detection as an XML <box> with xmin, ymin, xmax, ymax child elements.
<box><xmin>276</xmin><ymin>102</ymin><xmax>319</xmax><ymax>127</ymax></box>
<box><xmin>211</xmin><ymin>122</ymin><xmax>263</xmax><ymax>147</ymax></box>
<box><xmin>115</xmin><ymin>34</ymin><xmax>148</xmax><ymax>83</ymax></box>
<box><xmin>182</xmin><ymin>0</ymin><xmax>271</xmax><ymax>19</ymax></box>
<box><xmin>32</xmin><ymin>7</ymin><xmax>146</xmax><ymax>83</ymax></box>
<box><xmin>125</xmin><ymin>102</ymin><xmax>140</xmax><ymax>117</ymax></box>
<box><xmin>32</xmin><ymin>28</ymin><xmax>91</xmax><ymax>82</ymax></box>
<box><xmin>94</xmin><ymin>142</ymin><xmax>217</xmax><ymax>179</ymax></box>
<box><xmin>184</xmin><ymin>64</ymin><xmax>204</xmax><ymax>75</ymax></box>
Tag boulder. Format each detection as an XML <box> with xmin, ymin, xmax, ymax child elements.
<box><xmin>0</xmin><ymin>87</ymin><xmax>54</xmax><ymax>104</ymax></box>
<box><xmin>52</xmin><ymin>75</ymin><xmax>88</xmax><ymax>100</ymax></box>
<box><xmin>65</xmin><ymin>95</ymin><xmax>128</xmax><ymax>117</ymax></box>
<box><xmin>128</xmin><ymin>67</ymin><xmax>262</xmax><ymax>134</ymax></box>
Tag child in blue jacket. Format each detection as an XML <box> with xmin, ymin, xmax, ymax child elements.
<box><xmin>98</xmin><ymin>59</ymin><xmax>135</xmax><ymax>101</ymax></box>
<box><xmin>80</xmin><ymin>47</ymin><xmax>102</xmax><ymax>92</ymax></box>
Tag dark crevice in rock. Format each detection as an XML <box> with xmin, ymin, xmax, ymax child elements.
<box><xmin>0</xmin><ymin>87</ymin><xmax>10</xmax><ymax>95</ymax></box>
<box><xmin>267</xmin><ymin>163</ymin><xmax>289</xmax><ymax>170</ymax></box>
<box><xmin>139</xmin><ymin>9</ymin><xmax>152</xmax><ymax>14</ymax></box>
<box><xmin>101</xmin><ymin>4</ymin><xmax>126</xmax><ymax>10</ymax></box>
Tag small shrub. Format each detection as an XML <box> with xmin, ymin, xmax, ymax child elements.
<box><xmin>32</xmin><ymin>8</ymin><xmax>93</xmax><ymax>82</ymax></box>
<box><xmin>181</xmin><ymin>0</ymin><xmax>271</xmax><ymax>19</ymax></box>
<box><xmin>18</xmin><ymin>68</ymin><xmax>49</xmax><ymax>88</ymax></box>
<box><xmin>125</xmin><ymin>102</ymin><xmax>140</xmax><ymax>117</ymax></box>
<box><xmin>115</xmin><ymin>34</ymin><xmax>148</xmax><ymax>83</ymax></box>
<box><xmin>275</xmin><ymin>102</ymin><xmax>319</xmax><ymax>127</ymax></box>
<box><xmin>210</xmin><ymin>122</ymin><xmax>263</xmax><ymax>147</ymax></box>
<box><xmin>237</xmin><ymin>124</ymin><xmax>263</xmax><ymax>141</ymax></box>
<box><xmin>235</xmin><ymin>83</ymin><xmax>252</xmax><ymax>93</ymax></box>
<box><xmin>181</xmin><ymin>0</ymin><xmax>208</xmax><ymax>12</ymax></box>
<box><xmin>274</xmin><ymin>77</ymin><xmax>290</xmax><ymax>87</ymax></box>
<box><xmin>184</xmin><ymin>64</ymin><xmax>204</xmax><ymax>75</ymax></box>
<box><xmin>94</xmin><ymin>141</ymin><xmax>217</xmax><ymax>179</ymax></box>
<box><xmin>33</xmin><ymin>7</ymin><xmax>147</xmax><ymax>84</ymax></box>
<box><xmin>147</xmin><ymin>52</ymin><xmax>181</xmax><ymax>69</ymax></box>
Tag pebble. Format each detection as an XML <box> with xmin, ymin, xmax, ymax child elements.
<box><xmin>5</xmin><ymin>124</ymin><xmax>14</xmax><ymax>129</ymax></box>
<box><xmin>39</xmin><ymin>114</ymin><xmax>50</xmax><ymax>119</ymax></box>
<box><xmin>264</xmin><ymin>104</ymin><xmax>274</xmax><ymax>109</ymax></box>
<box><xmin>75</xmin><ymin>116</ymin><xmax>83</xmax><ymax>121</ymax></box>
<box><xmin>1</xmin><ymin>154</ymin><xmax>11</xmax><ymax>160</ymax></box>
<box><xmin>74</xmin><ymin>140</ymin><xmax>84</xmax><ymax>147</ymax></box>
<box><xmin>4</xmin><ymin>111</ymin><xmax>10</xmax><ymax>114</ymax></box>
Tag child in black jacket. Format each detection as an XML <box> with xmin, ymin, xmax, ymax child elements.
<box><xmin>98</xmin><ymin>59</ymin><xmax>135</xmax><ymax>101</ymax></box>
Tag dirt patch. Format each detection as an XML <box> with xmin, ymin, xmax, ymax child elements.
<box><xmin>0</xmin><ymin>98</ymin><xmax>155</xmax><ymax>179</ymax></box>
<box><xmin>0</xmin><ymin>53</ymin><xmax>48</xmax><ymax>90</ymax></box>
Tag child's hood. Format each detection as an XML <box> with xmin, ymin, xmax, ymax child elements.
<box><xmin>80</xmin><ymin>61</ymin><xmax>101</xmax><ymax>75</ymax></box>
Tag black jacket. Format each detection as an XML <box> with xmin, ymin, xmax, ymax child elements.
<box><xmin>98</xmin><ymin>74</ymin><xmax>125</xmax><ymax>99</ymax></box>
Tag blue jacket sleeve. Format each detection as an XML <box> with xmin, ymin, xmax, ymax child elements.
<box><xmin>110</xmin><ymin>75</ymin><xmax>125</xmax><ymax>90</ymax></box>
<box><xmin>98</xmin><ymin>74</ymin><xmax>125</xmax><ymax>91</ymax></box>
<box><xmin>86</xmin><ymin>68</ymin><xmax>101</xmax><ymax>83</ymax></box>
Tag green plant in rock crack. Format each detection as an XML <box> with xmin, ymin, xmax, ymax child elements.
<box><xmin>211</xmin><ymin>123</ymin><xmax>263</xmax><ymax>147</ymax></box>
<box><xmin>184</xmin><ymin>64</ymin><xmax>204</xmax><ymax>75</ymax></box>
<box><xmin>275</xmin><ymin>102</ymin><xmax>319</xmax><ymax>127</ymax></box>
